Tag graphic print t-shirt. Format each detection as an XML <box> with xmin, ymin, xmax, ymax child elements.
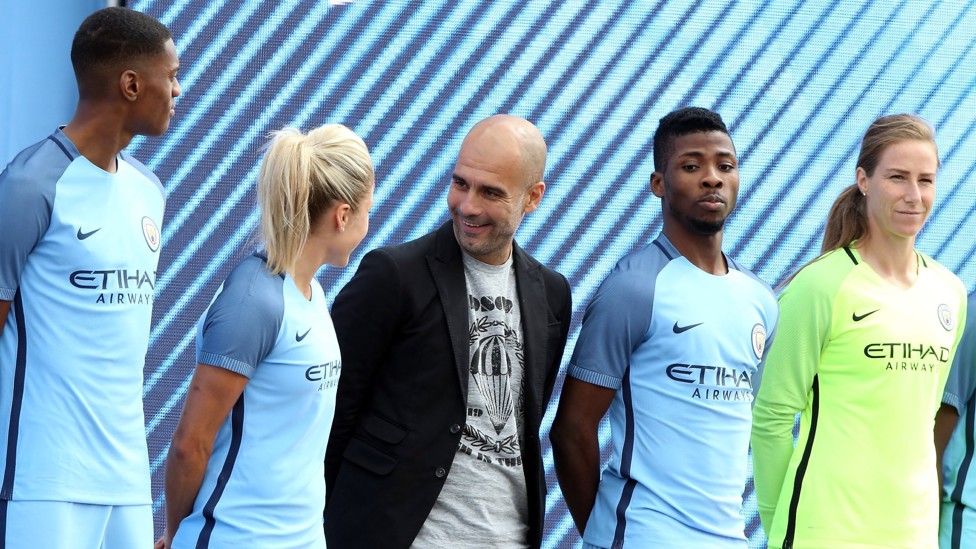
<box><xmin>412</xmin><ymin>252</ymin><xmax>529</xmax><ymax>548</ymax></box>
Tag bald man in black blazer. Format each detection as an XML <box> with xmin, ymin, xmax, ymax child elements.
<box><xmin>324</xmin><ymin>115</ymin><xmax>572</xmax><ymax>549</ymax></box>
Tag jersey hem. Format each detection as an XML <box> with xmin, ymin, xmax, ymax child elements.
<box><xmin>3</xmin><ymin>492</ymin><xmax>152</xmax><ymax>505</ymax></box>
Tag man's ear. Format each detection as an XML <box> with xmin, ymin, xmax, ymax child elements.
<box><xmin>522</xmin><ymin>181</ymin><xmax>546</xmax><ymax>214</ymax></box>
<box><xmin>120</xmin><ymin>70</ymin><xmax>140</xmax><ymax>102</ymax></box>
<box><xmin>650</xmin><ymin>171</ymin><xmax>665</xmax><ymax>198</ymax></box>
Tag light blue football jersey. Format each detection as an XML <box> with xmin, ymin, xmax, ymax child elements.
<box><xmin>940</xmin><ymin>291</ymin><xmax>976</xmax><ymax>549</ymax></box>
<box><xmin>569</xmin><ymin>234</ymin><xmax>778</xmax><ymax>549</ymax></box>
<box><xmin>172</xmin><ymin>254</ymin><xmax>338</xmax><ymax>549</ymax></box>
<box><xmin>0</xmin><ymin>129</ymin><xmax>164</xmax><ymax>504</ymax></box>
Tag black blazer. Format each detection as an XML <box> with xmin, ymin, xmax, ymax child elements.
<box><xmin>325</xmin><ymin>221</ymin><xmax>572</xmax><ymax>548</ymax></box>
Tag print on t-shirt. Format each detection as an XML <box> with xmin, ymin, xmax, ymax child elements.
<box><xmin>410</xmin><ymin>255</ymin><xmax>531</xmax><ymax>547</ymax></box>
<box><xmin>462</xmin><ymin>292</ymin><xmax>524</xmax><ymax>467</ymax></box>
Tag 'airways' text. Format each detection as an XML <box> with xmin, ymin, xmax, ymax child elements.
<box><xmin>95</xmin><ymin>292</ymin><xmax>153</xmax><ymax>305</ymax></box>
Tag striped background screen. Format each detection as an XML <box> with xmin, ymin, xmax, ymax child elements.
<box><xmin>130</xmin><ymin>1</ymin><xmax>976</xmax><ymax>547</ymax></box>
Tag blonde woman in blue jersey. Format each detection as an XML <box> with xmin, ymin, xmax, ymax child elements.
<box><xmin>752</xmin><ymin>114</ymin><xmax>967</xmax><ymax>549</ymax></box>
<box><xmin>159</xmin><ymin>124</ymin><xmax>374</xmax><ymax>548</ymax></box>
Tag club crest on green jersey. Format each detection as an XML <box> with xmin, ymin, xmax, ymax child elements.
<box><xmin>938</xmin><ymin>304</ymin><xmax>953</xmax><ymax>331</ymax></box>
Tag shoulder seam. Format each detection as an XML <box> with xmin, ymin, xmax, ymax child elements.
<box><xmin>47</xmin><ymin>135</ymin><xmax>75</xmax><ymax>161</ymax></box>
<box><xmin>652</xmin><ymin>240</ymin><xmax>673</xmax><ymax>260</ymax></box>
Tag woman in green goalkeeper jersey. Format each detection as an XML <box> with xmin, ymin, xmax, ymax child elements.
<box><xmin>751</xmin><ymin>114</ymin><xmax>967</xmax><ymax>549</ymax></box>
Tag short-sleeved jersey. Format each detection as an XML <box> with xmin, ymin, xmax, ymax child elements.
<box><xmin>0</xmin><ymin>129</ymin><xmax>164</xmax><ymax>504</ymax></box>
<box><xmin>569</xmin><ymin>234</ymin><xmax>778</xmax><ymax>548</ymax></box>
<box><xmin>940</xmin><ymin>291</ymin><xmax>976</xmax><ymax>549</ymax></box>
<box><xmin>172</xmin><ymin>254</ymin><xmax>338</xmax><ymax>549</ymax></box>
<box><xmin>752</xmin><ymin>246</ymin><xmax>967</xmax><ymax>549</ymax></box>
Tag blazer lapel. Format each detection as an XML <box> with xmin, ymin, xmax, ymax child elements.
<box><xmin>428</xmin><ymin>222</ymin><xmax>471</xmax><ymax>401</ymax></box>
<box><xmin>513</xmin><ymin>244</ymin><xmax>547</xmax><ymax>428</ymax></box>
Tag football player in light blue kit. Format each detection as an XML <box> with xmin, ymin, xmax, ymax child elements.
<box><xmin>160</xmin><ymin>124</ymin><xmax>374</xmax><ymax>549</ymax></box>
<box><xmin>0</xmin><ymin>7</ymin><xmax>180</xmax><ymax>548</ymax></box>
<box><xmin>938</xmin><ymin>290</ymin><xmax>976</xmax><ymax>548</ymax></box>
<box><xmin>551</xmin><ymin>107</ymin><xmax>778</xmax><ymax>548</ymax></box>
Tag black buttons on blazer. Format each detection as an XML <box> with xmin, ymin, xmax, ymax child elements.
<box><xmin>449</xmin><ymin>424</ymin><xmax>461</xmax><ymax>434</ymax></box>
<box><xmin>435</xmin><ymin>467</ymin><xmax>447</xmax><ymax>478</ymax></box>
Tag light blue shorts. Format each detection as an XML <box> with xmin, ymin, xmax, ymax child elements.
<box><xmin>941</xmin><ymin>500</ymin><xmax>976</xmax><ymax>549</ymax></box>
<box><xmin>0</xmin><ymin>500</ymin><xmax>152</xmax><ymax>548</ymax></box>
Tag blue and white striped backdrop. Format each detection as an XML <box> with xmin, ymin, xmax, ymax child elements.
<box><xmin>129</xmin><ymin>1</ymin><xmax>976</xmax><ymax>546</ymax></box>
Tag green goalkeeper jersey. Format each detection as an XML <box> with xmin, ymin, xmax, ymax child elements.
<box><xmin>752</xmin><ymin>246</ymin><xmax>967</xmax><ymax>549</ymax></box>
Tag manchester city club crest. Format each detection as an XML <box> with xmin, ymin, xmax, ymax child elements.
<box><xmin>142</xmin><ymin>216</ymin><xmax>160</xmax><ymax>252</ymax></box>
<box><xmin>751</xmin><ymin>323</ymin><xmax>766</xmax><ymax>359</ymax></box>
<box><xmin>938</xmin><ymin>304</ymin><xmax>953</xmax><ymax>331</ymax></box>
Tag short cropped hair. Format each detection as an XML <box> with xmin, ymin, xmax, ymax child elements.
<box><xmin>71</xmin><ymin>7</ymin><xmax>172</xmax><ymax>87</ymax></box>
<box><xmin>652</xmin><ymin>107</ymin><xmax>731</xmax><ymax>173</ymax></box>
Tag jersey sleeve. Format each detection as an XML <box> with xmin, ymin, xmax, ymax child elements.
<box><xmin>567</xmin><ymin>255</ymin><xmax>657</xmax><ymax>390</ymax></box>
<box><xmin>196</xmin><ymin>258</ymin><xmax>284</xmax><ymax>378</ymax></box>
<box><xmin>943</xmin><ymin>292</ymin><xmax>976</xmax><ymax>414</ymax></box>
<box><xmin>750</xmin><ymin>265</ymin><xmax>835</xmax><ymax>534</ymax></box>
<box><xmin>0</xmin><ymin>140</ymin><xmax>63</xmax><ymax>299</ymax></box>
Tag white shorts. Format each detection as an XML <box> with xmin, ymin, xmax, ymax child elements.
<box><xmin>0</xmin><ymin>500</ymin><xmax>153</xmax><ymax>549</ymax></box>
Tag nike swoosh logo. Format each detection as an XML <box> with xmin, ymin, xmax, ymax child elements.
<box><xmin>852</xmin><ymin>309</ymin><xmax>879</xmax><ymax>322</ymax></box>
<box><xmin>77</xmin><ymin>227</ymin><xmax>101</xmax><ymax>240</ymax></box>
<box><xmin>673</xmin><ymin>321</ymin><xmax>703</xmax><ymax>334</ymax></box>
<box><xmin>296</xmin><ymin>328</ymin><xmax>311</xmax><ymax>342</ymax></box>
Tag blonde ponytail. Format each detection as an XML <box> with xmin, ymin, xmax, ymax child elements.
<box><xmin>258</xmin><ymin>124</ymin><xmax>373</xmax><ymax>275</ymax></box>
